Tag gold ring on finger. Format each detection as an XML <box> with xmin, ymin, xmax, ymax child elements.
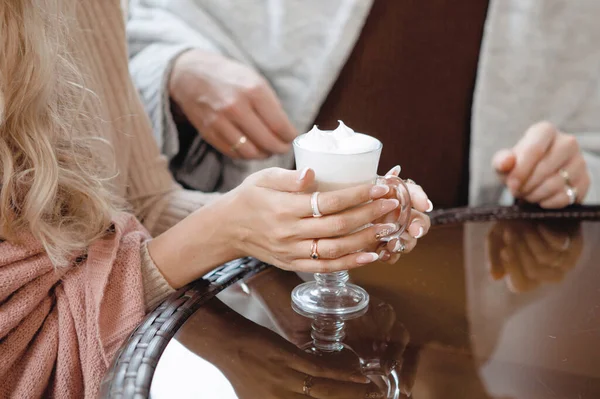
<box><xmin>310</xmin><ymin>239</ymin><xmax>320</xmax><ymax>260</ymax></box>
<box><xmin>559</xmin><ymin>169</ymin><xmax>571</xmax><ymax>185</ymax></box>
<box><xmin>231</xmin><ymin>135</ymin><xmax>248</xmax><ymax>152</ymax></box>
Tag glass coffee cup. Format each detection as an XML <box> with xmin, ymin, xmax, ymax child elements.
<box><xmin>291</xmin><ymin>131</ymin><xmax>411</xmax><ymax>316</ymax></box>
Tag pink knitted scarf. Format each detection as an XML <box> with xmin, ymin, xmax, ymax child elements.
<box><xmin>0</xmin><ymin>213</ymin><xmax>149</xmax><ymax>398</ymax></box>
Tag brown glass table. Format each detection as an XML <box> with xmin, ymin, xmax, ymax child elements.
<box><xmin>101</xmin><ymin>205</ymin><xmax>600</xmax><ymax>399</ymax></box>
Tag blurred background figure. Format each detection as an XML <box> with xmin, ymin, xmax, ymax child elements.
<box><xmin>128</xmin><ymin>0</ymin><xmax>600</xmax><ymax>208</ymax></box>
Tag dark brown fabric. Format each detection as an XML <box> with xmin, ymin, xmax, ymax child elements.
<box><xmin>314</xmin><ymin>0</ymin><xmax>490</xmax><ymax>207</ymax></box>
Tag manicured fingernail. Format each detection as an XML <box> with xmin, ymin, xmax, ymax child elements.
<box><xmin>378</xmin><ymin>250</ymin><xmax>391</xmax><ymax>261</ymax></box>
<box><xmin>385</xmin><ymin>165</ymin><xmax>401</xmax><ymax>177</ymax></box>
<box><xmin>426</xmin><ymin>199</ymin><xmax>434</xmax><ymax>212</ymax></box>
<box><xmin>298</xmin><ymin>167</ymin><xmax>310</xmax><ymax>181</ymax></box>
<box><xmin>381</xmin><ymin>199</ymin><xmax>400</xmax><ymax>213</ymax></box>
<box><xmin>410</xmin><ymin>223</ymin><xmax>424</xmax><ymax>239</ymax></box>
<box><xmin>356</xmin><ymin>252</ymin><xmax>379</xmax><ymax>264</ymax></box>
<box><xmin>382</xmin><ymin>250</ymin><xmax>391</xmax><ymax>261</ymax></box>
<box><xmin>370</xmin><ymin>184</ymin><xmax>390</xmax><ymax>198</ymax></box>
<box><xmin>375</xmin><ymin>223</ymin><xmax>399</xmax><ymax>240</ymax></box>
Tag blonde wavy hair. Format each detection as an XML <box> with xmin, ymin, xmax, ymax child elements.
<box><xmin>0</xmin><ymin>1</ymin><xmax>123</xmax><ymax>266</ymax></box>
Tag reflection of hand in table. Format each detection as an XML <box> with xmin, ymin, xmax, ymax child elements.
<box><xmin>178</xmin><ymin>300</ymin><xmax>374</xmax><ymax>399</ymax></box>
<box><xmin>345</xmin><ymin>297</ymin><xmax>415</xmax><ymax>397</ymax></box>
<box><xmin>248</xmin><ymin>270</ymin><xmax>410</xmax><ymax>360</ymax></box>
<box><xmin>227</xmin><ymin>269</ymin><xmax>419</xmax><ymax>396</ymax></box>
<box><xmin>345</xmin><ymin>298</ymin><xmax>408</xmax><ymax>368</ymax></box>
<box><xmin>486</xmin><ymin>221</ymin><xmax>582</xmax><ymax>293</ymax></box>
<box><xmin>247</xmin><ymin>269</ymin><xmax>418</xmax><ymax>395</ymax></box>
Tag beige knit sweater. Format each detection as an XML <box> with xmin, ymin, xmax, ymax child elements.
<box><xmin>72</xmin><ymin>0</ymin><xmax>220</xmax><ymax>307</ymax></box>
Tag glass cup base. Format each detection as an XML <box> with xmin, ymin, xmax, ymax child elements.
<box><xmin>291</xmin><ymin>281</ymin><xmax>369</xmax><ymax>316</ymax></box>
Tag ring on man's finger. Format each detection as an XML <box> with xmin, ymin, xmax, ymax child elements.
<box><xmin>559</xmin><ymin>169</ymin><xmax>572</xmax><ymax>186</ymax></box>
<box><xmin>231</xmin><ymin>135</ymin><xmax>248</xmax><ymax>152</ymax></box>
<box><xmin>565</xmin><ymin>185</ymin><xmax>578</xmax><ymax>205</ymax></box>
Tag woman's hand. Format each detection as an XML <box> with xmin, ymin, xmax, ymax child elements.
<box><xmin>492</xmin><ymin>121</ymin><xmax>590</xmax><ymax>208</ymax></box>
<box><xmin>149</xmin><ymin>167</ymin><xmax>431</xmax><ymax>288</ymax></box>
<box><xmin>169</xmin><ymin>49</ymin><xmax>296</xmax><ymax>159</ymax></box>
<box><xmin>222</xmin><ymin>167</ymin><xmax>432</xmax><ymax>274</ymax></box>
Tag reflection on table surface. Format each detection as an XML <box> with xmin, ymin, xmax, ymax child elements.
<box><xmin>151</xmin><ymin>220</ymin><xmax>600</xmax><ymax>399</ymax></box>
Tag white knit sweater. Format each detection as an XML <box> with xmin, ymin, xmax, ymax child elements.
<box><xmin>128</xmin><ymin>0</ymin><xmax>600</xmax><ymax>205</ymax></box>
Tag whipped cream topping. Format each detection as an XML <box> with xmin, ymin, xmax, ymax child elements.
<box><xmin>295</xmin><ymin>121</ymin><xmax>381</xmax><ymax>154</ymax></box>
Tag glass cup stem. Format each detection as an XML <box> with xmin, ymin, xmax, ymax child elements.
<box><xmin>314</xmin><ymin>271</ymin><xmax>349</xmax><ymax>289</ymax></box>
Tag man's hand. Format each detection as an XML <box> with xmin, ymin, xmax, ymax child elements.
<box><xmin>169</xmin><ymin>49</ymin><xmax>297</xmax><ymax>159</ymax></box>
<box><xmin>492</xmin><ymin>121</ymin><xmax>590</xmax><ymax>208</ymax></box>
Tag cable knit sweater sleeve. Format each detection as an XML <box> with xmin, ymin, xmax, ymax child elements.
<box><xmin>126</xmin><ymin>0</ymin><xmax>295</xmax><ymax>194</ymax></box>
<box><xmin>76</xmin><ymin>1</ymin><xmax>222</xmax><ymax>308</ymax></box>
<box><xmin>127</xmin><ymin>1</ymin><xmax>222</xmax><ymax>161</ymax></box>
